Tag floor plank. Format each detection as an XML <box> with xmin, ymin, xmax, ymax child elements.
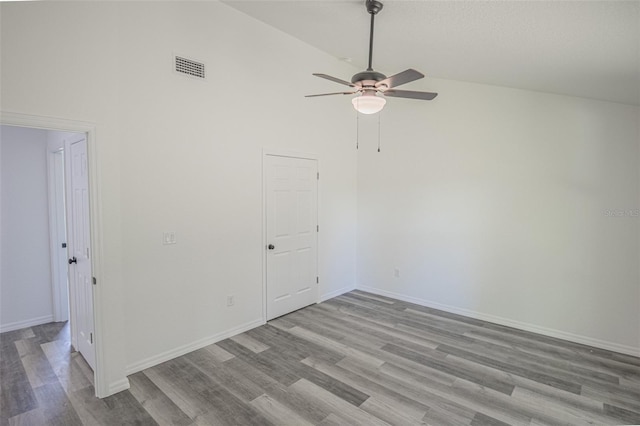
<box><xmin>128</xmin><ymin>372</ymin><xmax>193</xmax><ymax>426</ymax></box>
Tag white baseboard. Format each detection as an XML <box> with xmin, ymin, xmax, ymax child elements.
<box><xmin>125</xmin><ymin>318</ymin><xmax>265</xmax><ymax>375</ymax></box>
<box><xmin>357</xmin><ymin>285</ymin><xmax>640</xmax><ymax>358</ymax></box>
<box><xmin>107</xmin><ymin>378</ymin><xmax>130</xmax><ymax>395</ymax></box>
<box><xmin>0</xmin><ymin>315</ymin><xmax>54</xmax><ymax>333</ymax></box>
<box><xmin>319</xmin><ymin>284</ymin><xmax>356</xmax><ymax>303</ymax></box>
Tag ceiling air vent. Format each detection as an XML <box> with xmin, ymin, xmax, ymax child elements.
<box><xmin>175</xmin><ymin>56</ymin><xmax>205</xmax><ymax>79</ymax></box>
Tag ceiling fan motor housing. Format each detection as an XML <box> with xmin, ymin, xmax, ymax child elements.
<box><xmin>366</xmin><ymin>0</ymin><xmax>383</xmax><ymax>15</ymax></box>
<box><xmin>351</xmin><ymin>70</ymin><xmax>387</xmax><ymax>85</ymax></box>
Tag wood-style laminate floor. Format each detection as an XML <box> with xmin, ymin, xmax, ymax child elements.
<box><xmin>2</xmin><ymin>290</ymin><xmax>639</xmax><ymax>425</ymax></box>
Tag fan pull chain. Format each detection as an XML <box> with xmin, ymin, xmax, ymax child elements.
<box><xmin>377</xmin><ymin>110</ymin><xmax>381</xmax><ymax>152</ymax></box>
<box><xmin>356</xmin><ymin>109</ymin><xmax>359</xmax><ymax>150</ymax></box>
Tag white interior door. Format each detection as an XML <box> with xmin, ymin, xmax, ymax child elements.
<box><xmin>265</xmin><ymin>155</ymin><xmax>318</xmax><ymax>321</ymax></box>
<box><xmin>67</xmin><ymin>137</ymin><xmax>95</xmax><ymax>370</ymax></box>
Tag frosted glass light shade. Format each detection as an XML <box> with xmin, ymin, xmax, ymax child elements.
<box><xmin>351</xmin><ymin>94</ymin><xmax>386</xmax><ymax>114</ymax></box>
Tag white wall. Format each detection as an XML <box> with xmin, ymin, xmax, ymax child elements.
<box><xmin>1</xmin><ymin>1</ymin><xmax>358</xmax><ymax>393</ymax></box>
<box><xmin>117</xmin><ymin>2</ymin><xmax>358</xmax><ymax>370</ymax></box>
<box><xmin>0</xmin><ymin>125</ymin><xmax>53</xmax><ymax>331</ymax></box>
<box><xmin>357</xmin><ymin>78</ymin><xmax>640</xmax><ymax>355</ymax></box>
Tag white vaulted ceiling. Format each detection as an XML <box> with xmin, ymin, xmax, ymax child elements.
<box><xmin>224</xmin><ymin>0</ymin><xmax>640</xmax><ymax>105</ymax></box>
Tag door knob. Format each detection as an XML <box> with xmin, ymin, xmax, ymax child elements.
<box><xmin>268</xmin><ymin>244</ymin><xmax>275</xmax><ymax>250</ymax></box>
<box><xmin>68</xmin><ymin>257</ymin><xmax>77</xmax><ymax>264</ymax></box>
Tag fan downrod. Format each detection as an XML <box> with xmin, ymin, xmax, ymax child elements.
<box><xmin>365</xmin><ymin>1</ymin><xmax>383</xmax><ymax>72</ymax></box>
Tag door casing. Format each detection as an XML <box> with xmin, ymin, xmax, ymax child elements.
<box><xmin>47</xmin><ymin>148</ymin><xmax>69</xmax><ymax>323</ymax></box>
<box><xmin>0</xmin><ymin>111</ymin><xmax>111</xmax><ymax>398</ymax></box>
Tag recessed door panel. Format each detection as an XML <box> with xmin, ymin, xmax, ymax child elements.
<box><xmin>274</xmin><ymin>191</ymin><xmax>294</xmax><ymax>238</ymax></box>
<box><xmin>297</xmin><ymin>191</ymin><xmax>312</xmax><ymax>235</ymax></box>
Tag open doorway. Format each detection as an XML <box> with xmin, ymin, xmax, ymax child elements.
<box><xmin>0</xmin><ymin>124</ymin><xmax>96</xmax><ymax>373</ymax></box>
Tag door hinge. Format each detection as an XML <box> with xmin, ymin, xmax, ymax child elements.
<box><xmin>317</xmin><ymin>225</ymin><xmax>319</xmax><ymax>232</ymax></box>
<box><xmin>92</xmin><ymin>277</ymin><xmax>97</xmax><ymax>285</ymax></box>
<box><xmin>90</xmin><ymin>333</ymin><xmax>93</xmax><ymax>344</ymax></box>
<box><xmin>316</xmin><ymin>276</ymin><xmax>319</xmax><ymax>284</ymax></box>
<box><xmin>317</xmin><ymin>172</ymin><xmax>319</xmax><ymax>180</ymax></box>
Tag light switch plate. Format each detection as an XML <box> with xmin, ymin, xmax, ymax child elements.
<box><xmin>162</xmin><ymin>232</ymin><xmax>177</xmax><ymax>245</ymax></box>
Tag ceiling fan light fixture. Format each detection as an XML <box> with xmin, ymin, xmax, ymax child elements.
<box><xmin>306</xmin><ymin>0</ymin><xmax>438</xmax><ymax>110</ymax></box>
<box><xmin>352</xmin><ymin>94</ymin><xmax>386</xmax><ymax>114</ymax></box>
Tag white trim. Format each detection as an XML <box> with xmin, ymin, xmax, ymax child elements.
<box><xmin>0</xmin><ymin>111</ymin><xmax>113</xmax><ymax>398</ymax></box>
<box><xmin>0</xmin><ymin>113</ymin><xmax>93</xmax><ymax>133</ymax></box>
<box><xmin>107</xmin><ymin>378</ymin><xmax>130</xmax><ymax>396</ymax></box>
<box><xmin>357</xmin><ymin>285</ymin><xmax>640</xmax><ymax>357</ymax></box>
<box><xmin>263</xmin><ymin>148</ymin><xmax>319</xmax><ymax>161</ymax></box>
<box><xmin>262</xmin><ymin>149</ymin><xmax>320</xmax><ymax>323</ymax></box>
<box><xmin>125</xmin><ymin>318</ymin><xmax>265</xmax><ymax>376</ymax></box>
<box><xmin>262</xmin><ymin>153</ymin><xmax>267</xmax><ymax>323</ymax></box>
<box><xmin>319</xmin><ymin>284</ymin><xmax>356</xmax><ymax>303</ymax></box>
<box><xmin>47</xmin><ymin>148</ymin><xmax>68</xmax><ymax>323</ymax></box>
<box><xmin>0</xmin><ymin>315</ymin><xmax>54</xmax><ymax>333</ymax></box>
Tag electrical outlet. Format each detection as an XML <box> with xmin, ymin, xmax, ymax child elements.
<box><xmin>162</xmin><ymin>232</ymin><xmax>176</xmax><ymax>245</ymax></box>
<box><xmin>226</xmin><ymin>295</ymin><xmax>235</xmax><ymax>307</ymax></box>
<box><xmin>394</xmin><ymin>268</ymin><xmax>400</xmax><ymax>278</ymax></box>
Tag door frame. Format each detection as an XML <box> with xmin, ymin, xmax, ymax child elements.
<box><xmin>0</xmin><ymin>111</ymin><xmax>108</xmax><ymax>398</ymax></box>
<box><xmin>47</xmin><ymin>147</ymin><xmax>69</xmax><ymax>323</ymax></box>
<box><xmin>262</xmin><ymin>148</ymin><xmax>319</xmax><ymax>323</ymax></box>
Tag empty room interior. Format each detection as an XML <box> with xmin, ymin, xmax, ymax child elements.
<box><xmin>0</xmin><ymin>1</ymin><xmax>639</xmax><ymax>425</ymax></box>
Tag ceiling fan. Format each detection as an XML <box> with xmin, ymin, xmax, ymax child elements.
<box><xmin>306</xmin><ymin>0</ymin><xmax>438</xmax><ymax>114</ymax></box>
